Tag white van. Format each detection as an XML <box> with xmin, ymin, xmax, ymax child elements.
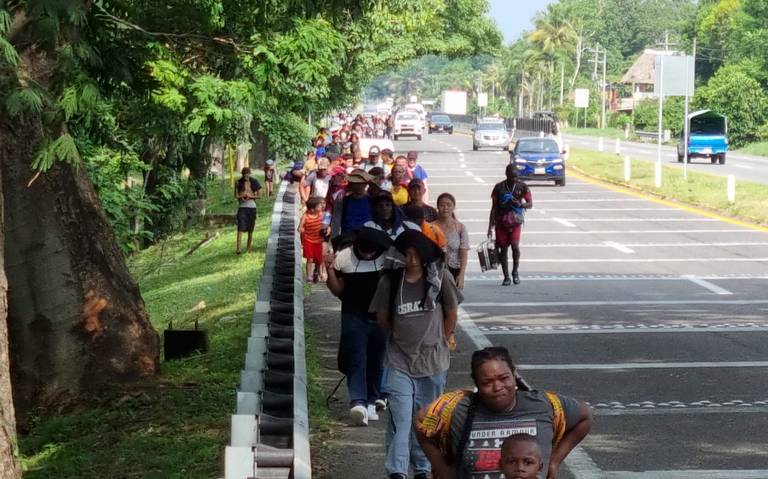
<box><xmin>394</xmin><ymin>111</ymin><xmax>423</xmax><ymax>140</ymax></box>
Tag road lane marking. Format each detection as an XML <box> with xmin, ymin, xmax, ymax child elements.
<box><xmin>463</xmin><ymin>272</ymin><xmax>768</xmax><ymax>281</ymax></box>
<box><xmin>465</xmin><ymin>241</ymin><xmax>768</xmax><ymax>248</ymax></box>
<box><xmin>604</xmin><ymin>469</ymin><xmax>768</xmax><ymax>478</ymax></box>
<box><xmin>473</xmin><ymin>177</ymin><xmax>486</xmax><ymax>183</ymax></box>
<box><xmin>604</xmin><ymin>241</ymin><xmax>635</xmax><ymax>253</ymax></box>
<box><xmin>553</xmin><ymin>217</ymin><xmax>576</xmax><ymax>227</ymax></box>
<box><xmin>459</xmin><ymin>164</ymin><xmax>466</xmax><ymax>168</ymax></box>
<box><xmin>682</xmin><ymin>275</ymin><xmax>733</xmax><ymax>295</ymax></box>
<box><xmin>458</xmin><ymin>306</ymin><xmax>492</xmax><ymax>349</ymax></box>
<box><xmin>462</xmin><ymin>299</ymin><xmax>768</xmax><ymax>307</ymax></box>
<box><xmin>467</xmin><ymin>229</ymin><xmax>767</xmax><ymax>235</ymax></box>
<box><xmin>517</xmin><ymin>361</ymin><xmax>768</xmax><ymax>371</ymax></box>
<box><xmin>596</xmin><ymin>406</ymin><xmax>768</xmax><ymax>416</ymax></box>
<box><xmin>478</xmin><ymin>324</ymin><xmax>768</xmax><ymax>335</ymax></box>
<box><xmin>466</xmin><ymin>257</ymin><xmax>768</xmax><ymax>263</ymax></box>
<box><xmin>464</xmin><ymin>171</ymin><xmax>474</xmax><ymax>177</ymax></box>
<box><xmin>732</xmin><ymin>164</ymin><xmax>754</xmax><ymax>170</ymax></box>
<box><xmin>455</xmin><ymin>207</ymin><xmax>675</xmax><ymax>212</ymax></box>
<box><xmin>538</xmin><ymin>218</ymin><xmax>720</xmax><ymax>222</ymax></box>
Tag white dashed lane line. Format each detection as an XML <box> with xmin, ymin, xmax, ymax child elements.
<box><xmin>477</xmin><ymin>322</ymin><xmax>768</xmax><ymax>335</ymax></box>
<box><xmin>553</xmin><ymin>217</ymin><xmax>576</xmax><ymax>227</ymax></box>
<box><xmin>603</xmin><ymin>241</ymin><xmax>636</xmax><ymax>254</ymax></box>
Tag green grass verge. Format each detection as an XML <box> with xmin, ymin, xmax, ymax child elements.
<box><xmin>19</xmin><ymin>192</ymin><xmax>275</xmax><ymax>479</ymax></box>
<box><xmin>736</xmin><ymin>141</ymin><xmax>768</xmax><ymax>157</ymax></box>
<box><xmin>568</xmin><ymin>148</ymin><xmax>768</xmax><ymax>225</ymax></box>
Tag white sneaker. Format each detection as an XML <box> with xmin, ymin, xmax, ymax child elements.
<box><xmin>350</xmin><ymin>404</ymin><xmax>368</xmax><ymax>426</ymax></box>
<box><xmin>375</xmin><ymin>398</ymin><xmax>388</xmax><ymax>412</ymax></box>
<box><xmin>367</xmin><ymin>404</ymin><xmax>379</xmax><ymax>421</ymax></box>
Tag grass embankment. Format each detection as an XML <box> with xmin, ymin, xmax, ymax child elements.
<box><xmin>568</xmin><ymin>148</ymin><xmax>768</xmax><ymax>225</ymax></box>
<box><xmin>737</xmin><ymin>141</ymin><xmax>768</xmax><ymax>157</ymax></box>
<box><xmin>20</xmin><ymin>179</ymin><xmax>275</xmax><ymax>479</ymax></box>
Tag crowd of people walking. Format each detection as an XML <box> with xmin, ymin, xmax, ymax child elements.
<box><xmin>290</xmin><ymin>115</ymin><xmax>590</xmax><ymax>479</ymax></box>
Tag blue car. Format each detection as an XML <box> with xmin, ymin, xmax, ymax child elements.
<box><xmin>510</xmin><ymin>137</ymin><xmax>566</xmax><ymax>186</ymax></box>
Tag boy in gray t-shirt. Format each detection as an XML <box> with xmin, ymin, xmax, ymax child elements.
<box><xmin>369</xmin><ymin>229</ymin><xmax>460</xmax><ymax>479</ymax></box>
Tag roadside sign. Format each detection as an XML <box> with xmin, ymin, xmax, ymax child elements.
<box><xmin>654</xmin><ymin>55</ymin><xmax>695</xmax><ymax>97</ymax></box>
<box><xmin>574</xmin><ymin>88</ymin><xmax>589</xmax><ymax>108</ymax></box>
<box><xmin>477</xmin><ymin>93</ymin><xmax>488</xmax><ymax>108</ymax></box>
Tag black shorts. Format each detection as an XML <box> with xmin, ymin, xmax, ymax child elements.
<box><xmin>236</xmin><ymin>207</ymin><xmax>257</xmax><ymax>232</ymax></box>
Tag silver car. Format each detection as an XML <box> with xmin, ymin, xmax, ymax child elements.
<box><xmin>472</xmin><ymin>121</ymin><xmax>510</xmax><ymax>151</ymax></box>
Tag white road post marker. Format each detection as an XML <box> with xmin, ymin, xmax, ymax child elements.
<box><xmin>727</xmin><ymin>174</ymin><xmax>736</xmax><ymax>204</ymax></box>
<box><xmin>655</xmin><ymin>161</ymin><xmax>662</xmax><ymax>188</ymax></box>
<box><xmin>615</xmin><ymin>138</ymin><xmax>621</xmax><ymax>155</ymax></box>
<box><xmin>624</xmin><ymin>155</ymin><xmax>631</xmax><ymax>182</ymax></box>
<box><xmin>598</xmin><ymin>136</ymin><xmax>604</xmax><ymax>152</ymax></box>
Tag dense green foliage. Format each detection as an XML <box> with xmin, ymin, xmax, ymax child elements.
<box><xmin>369</xmin><ymin>0</ymin><xmax>768</xmax><ymax>150</ymax></box>
<box><xmin>1</xmin><ymin>0</ymin><xmax>500</xmax><ymax>252</ymax></box>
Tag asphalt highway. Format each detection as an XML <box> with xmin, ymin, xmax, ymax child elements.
<box><xmin>394</xmin><ymin>132</ymin><xmax>768</xmax><ymax>479</ymax></box>
<box><xmin>562</xmin><ymin>132</ymin><xmax>768</xmax><ymax>185</ymax></box>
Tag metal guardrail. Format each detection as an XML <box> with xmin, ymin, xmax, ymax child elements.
<box><xmin>224</xmin><ymin>180</ymin><xmax>311</xmax><ymax>479</ymax></box>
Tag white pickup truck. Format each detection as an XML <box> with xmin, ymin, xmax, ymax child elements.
<box><xmin>394</xmin><ymin>111</ymin><xmax>423</xmax><ymax>141</ymax></box>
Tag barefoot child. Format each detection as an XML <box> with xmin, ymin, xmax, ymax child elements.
<box><xmin>299</xmin><ymin>197</ymin><xmax>326</xmax><ymax>282</ymax></box>
<box><xmin>264</xmin><ymin>159</ymin><xmax>276</xmax><ymax>197</ymax></box>
<box><xmin>499</xmin><ymin>434</ymin><xmax>544</xmax><ymax>479</ymax></box>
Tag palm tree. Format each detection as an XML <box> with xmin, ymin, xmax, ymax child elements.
<box><xmin>527</xmin><ymin>8</ymin><xmax>578</xmax><ymax>105</ymax></box>
<box><xmin>384</xmin><ymin>74</ymin><xmax>426</xmax><ymax>104</ymax></box>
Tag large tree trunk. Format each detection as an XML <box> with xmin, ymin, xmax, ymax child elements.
<box><xmin>0</xmin><ymin>168</ymin><xmax>21</xmax><ymax>479</ymax></box>
<box><xmin>0</xmin><ymin>115</ymin><xmax>159</xmax><ymax>418</ymax></box>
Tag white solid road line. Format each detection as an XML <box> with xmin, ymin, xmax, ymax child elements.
<box><xmin>517</xmin><ymin>361</ymin><xmax>768</xmax><ymax>371</ymax></box>
<box><xmin>682</xmin><ymin>275</ymin><xmax>733</xmax><ymax>295</ymax></box>
<box><xmin>462</xmin><ymin>299</ymin><xmax>768</xmax><ymax>307</ymax></box>
<box><xmin>469</xmin><ymin>242</ymin><xmax>768</xmax><ymax>249</ymax></box>
<box><xmin>466</xmin><ymin>257</ymin><xmax>768</xmax><ymax>264</ymax></box>
<box><xmin>467</xmin><ymin>229</ymin><xmax>767</xmax><ymax>235</ymax></box>
<box><xmin>463</xmin><ymin>273</ymin><xmax>768</xmax><ymax>281</ymax></box>
<box><xmin>478</xmin><ymin>325</ymin><xmax>768</xmax><ymax>336</ymax></box>
<box><xmin>603</xmin><ymin>470</ymin><xmax>768</xmax><ymax>479</ymax></box>
<box><xmin>553</xmin><ymin>217</ymin><xmax>576</xmax><ymax>227</ymax></box>
<box><xmin>732</xmin><ymin>164</ymin><xmax>755</xmax><ymax>170</ymax></box>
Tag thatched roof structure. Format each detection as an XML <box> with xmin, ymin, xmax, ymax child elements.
<box><xmin>621</xmin><ymin>50</ymin><xmax>659</xmax><ymax>85</ymax></box>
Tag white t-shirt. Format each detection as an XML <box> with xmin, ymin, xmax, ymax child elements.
<box><xmin>307</xmin><ymin>172</ymin><xmax>331</xmax><ymax>199</ymax></box>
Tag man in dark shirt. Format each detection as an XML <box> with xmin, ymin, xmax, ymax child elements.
<box><xmin>330</xmin><ymin>169</ymin><xmax>373</xmax><ymax>240</ymax></box>
<box><xmin>325</xmin><ymin>227</ymin><xmax>392</xmax><ymax>426</ymax></box>
<box><xmin>488</xmin><ymin>164</ymin><xmax>533</xmax><ymax>285</ymax></box>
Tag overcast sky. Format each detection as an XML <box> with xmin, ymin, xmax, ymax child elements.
<box><xmin>488</xmin><ymin>0</ymin><xmax>556</xmax><ymax>44</ymax></box>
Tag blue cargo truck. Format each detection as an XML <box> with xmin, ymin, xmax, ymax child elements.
<box><xmin>677</xmin><ymin>109</ymin><xmax>728</xmax><ymax>164</ymax></box>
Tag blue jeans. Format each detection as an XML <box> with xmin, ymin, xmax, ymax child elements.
<box><xmin>339</xmin><ymin>313</ymin><xmax>387</xmax><ymax>406</ymax></box>
<box><xmin>382</xmin><ymin>368</ymin><xmax>447</xmax><ymax>476</ymax></box>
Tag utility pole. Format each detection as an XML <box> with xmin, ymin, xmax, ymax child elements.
<box><xmin>587</xmin><ymin>44</ymin><xmax>604</xmax><ymax>127</ymax></box>
<box><xmin>601</xmin><ymin>49</ymin><xmax>607</xmax><ymax>129</ymax></box>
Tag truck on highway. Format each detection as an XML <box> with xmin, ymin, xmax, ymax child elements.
<box><xmin>678</xmin><ymin>109</ymin><xmax>728</xmax><ymax>165</ymax></box>
<box><xmin>440</xmin><ymin>90</ymin><xmax>468</xmax><ymax>115</ymax></box>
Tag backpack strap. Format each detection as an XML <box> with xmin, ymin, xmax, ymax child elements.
<box><xmin>545</xmin><ymin>391</ymin><xmax>566</xmax><ymax>447</ymax></box>
<box><xmin>388</xmin><ymin>267</ymin><xmax>405</xmax><ymax>313</ymax></box>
